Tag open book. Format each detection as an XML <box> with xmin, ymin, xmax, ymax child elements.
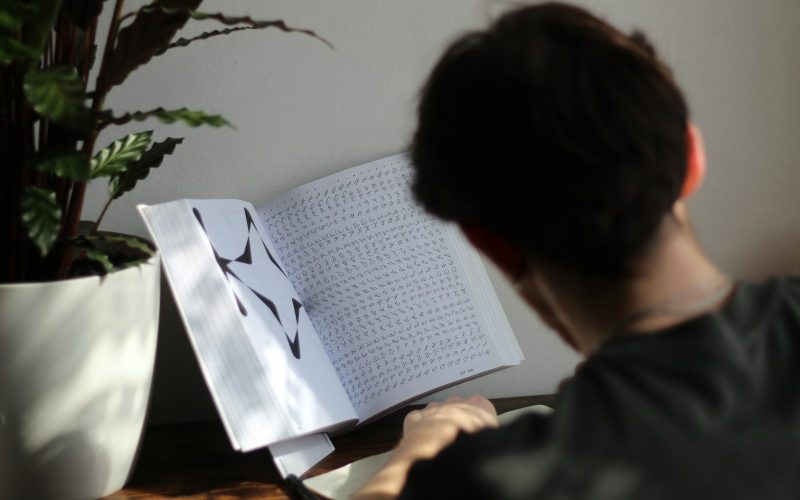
<box><xmin>139</xmin><ymin>153</ymin><xmax>523</xmax><ymax>456</ymax></box>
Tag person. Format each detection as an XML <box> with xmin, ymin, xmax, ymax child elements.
<box><xmin>354</xmin><ymin>2</ymin><xmax>800</xmax><ymax>499</ymax></box>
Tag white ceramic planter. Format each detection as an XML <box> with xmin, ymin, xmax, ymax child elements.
<box><xmin>0</xmin><ymin>254</ymin><xmax>160</xmax><ymax>499</ymax></box>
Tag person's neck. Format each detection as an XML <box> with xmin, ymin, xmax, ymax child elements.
<box><xmin>538</xmin><ymin>211</ymin><xmax>731</xmax><ymax>355</ymax></box>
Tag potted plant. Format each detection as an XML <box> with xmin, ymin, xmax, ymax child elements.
<box><xmin>0</xmin><ymin>1</ymin><xmax>327</xmax><ymax>498</ymax></box>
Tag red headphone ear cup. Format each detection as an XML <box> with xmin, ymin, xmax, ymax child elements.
<box><xmin>681</xmin><ymin>124</ymin><xmax>706</xmax><ymax>199</ymax></box>
<box><xmin>681</xmin><ymin>159</ymin><xmax>703</xmax><ymax>198</ymax></box>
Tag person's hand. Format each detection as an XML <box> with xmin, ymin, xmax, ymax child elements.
<box><xmin>398</xmin><ymin>395</ymin><xmax>498</xmax><ymax>459</ymax></box>
<box><xmin>354</xmin><ymin>395</ymin><xmax>497</xmax><ymax>499</ymax></box>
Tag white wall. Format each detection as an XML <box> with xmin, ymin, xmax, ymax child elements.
<box><xmin>85</xmin><ymin>1</ymin><xmax>800</xmax><ymax>423</ymax></box>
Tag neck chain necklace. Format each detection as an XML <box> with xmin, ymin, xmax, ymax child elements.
<box><xmin>611</xmin><ymin>276</ymin><xmax>736</xmax><ymax>335</ymax></box>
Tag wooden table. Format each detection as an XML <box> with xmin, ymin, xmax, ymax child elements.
<box><xmin>107</xmin><ymin>395</ymin><xmax>553</xmax><ymax>499</ymax></box>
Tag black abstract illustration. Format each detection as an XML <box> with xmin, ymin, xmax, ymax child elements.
<box><xmin>193</xmin><ymin>207</ymin><xmax>302</xmax><ymax>359</ymax></box>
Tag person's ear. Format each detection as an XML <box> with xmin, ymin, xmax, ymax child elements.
<box><xmin>681</xmin><ymin>122</ymin><xmax>706</xmax><ymax>199</ymax></box>
<box><xmin>459</xmin><ymin>223</ymin><xmax>527</xmax><ymax>281</ymax></box>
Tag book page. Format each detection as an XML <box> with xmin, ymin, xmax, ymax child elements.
<box><xmin>141</xmin><ymin>200</ymin><xmax>357</xmax><ymax>451</ymax></box>
<box><xmin>270</xmin><ymin>433</ymin><xmax>335</xmax><ymax>478</ymax></box>
<box><xmin>257</xmin><ymin>154</ymin><xmax>522</xmax><ymax>420</ymax></box>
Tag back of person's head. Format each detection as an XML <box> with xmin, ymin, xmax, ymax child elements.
<box><xmin>412</xmin><ymin>2</ymin><xmax>689</xmax><ymax>282</ymax></box>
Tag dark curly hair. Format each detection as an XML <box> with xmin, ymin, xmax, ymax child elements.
<box><xmin>411</xmin><ymin>2</ymin><xmax>689</xmax><ymax>281</ymax></box>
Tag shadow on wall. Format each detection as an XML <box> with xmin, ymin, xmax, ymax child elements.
<box><xmin>148</xmin><ymin>275</ymin><xmax>220</xmax><ymax>425</ymax></box>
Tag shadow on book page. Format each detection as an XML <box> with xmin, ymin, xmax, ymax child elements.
<box><xmin>190</xmin><ymin>200</ymin><xmax>356</xmax><ymax>435</ymax></box>
<box><xmin>193</xmin><ymin>205</ymin><xmax>303</xmax><ymax>358</ymax></box>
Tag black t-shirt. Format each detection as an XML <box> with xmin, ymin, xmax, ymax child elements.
<box><xmin>400</xmin><ymin>276</ymin><xmax>800</xmax><ymax>499</ymax></box>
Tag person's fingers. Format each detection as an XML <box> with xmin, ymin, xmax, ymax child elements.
<box><xmin>403</xmin><ymin>396</ymin><xmax>498</xmax><ymax>436</ymax></box>
<box><xmin>455</xmin><ymin>402</ymin><xmax>498</xmax><ymax>430</ymax></box>
<box><xmin>465</xmin><ymin>395</ymin><xmax>497</xmax><ymax>417</ymax></box>
<box><xmin>403</xmin><ymin>409</ymin><xmax>423</xmax><ymax>432</ymax></box>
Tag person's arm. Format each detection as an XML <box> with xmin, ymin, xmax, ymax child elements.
<box><xmin>353</xmin><ymin>395</ymin><xmax>498</xmax><ymax>499</ymax></box>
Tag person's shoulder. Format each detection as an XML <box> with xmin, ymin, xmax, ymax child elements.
<box><xmin>731</xmin><ymin>273</ymin><xmax>800</xmax><ymax>310</ymax></box>
<box><xmin>401</xmin><ymin>400</ymin><xmax>674</xmax><ymax>500</ymax></box>
<box><xmin>779</xmin><ymin>273</ymin><xmax>800</xmax><ymax>321</ymax></box>
<box><xmin>552</xmin><ymin>361</ymin><xmax>637</xmax><ymax>445</ymax></box>
<box><xmin>723</xmin><ymin>273</ymin><xmax>800</xmax><ymax>343</ymax></box>
<box><xmin>774</xmin><ymin>272</ymin><xmax>800</xmax><ymax>307</ymax></box>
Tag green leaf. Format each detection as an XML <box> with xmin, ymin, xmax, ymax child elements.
<box><xmin>23</xmin><ymin>65</ymin><xmax>92</xmax><ymax>132</ymax></box>
<box><xmin>99</xmin><ymin>1</ymin><xmax>331</xmax><ymax>91</ymax></box>
<box><xmin>102</xmin><ymin>107</ymin><xmax>232</xmax><ymax>128</ymax></box>
<box><xmin>83</xmin><ymin>249</ymin><xmax>115</xmax><ymax>273</ymax></box>
<box><xmin>186</xmin><ymin>11</ymin><xmax>332</xmax><ymax>49</ymax></box>
<box><xmin>69</xmin><ymin>234</ymin><xmax>154</xmax><ymax>275</ymax></box>
<box><xmin>109</xmin><ymin>136</ymin><xmax>183</xmax><ymax>199</ymax></box>
<box><xmin>154</xmin><ymin>26</ymin><xmax>256</xmax><ymax>55</ymax></box>
<box><xmin>0</xmin><ymin>37</ymin><xmax>39</xmax><ymax>64</ymax></box>
<box><xmin>0</xmin><ymin>11</ymin><xmax>20</xmax><ymax>32</ymax></box>
<box><xmin>21</xmin><ymin>186</ymin><xmax>62</xmax><ymax>256</ymax></box>
<box><xmin>0</xmin><ymin>1</ymin><xmax>38</xmax><ymax>32</ymax></box>
<box><xmin>35</xmin><ymin>151</ymin><xmax>90</xmax><ymax>181</ymax></box>
<box><xmin>97</xmin><ymin>0</ymin><xmax>202</xmax><ymax>92</ymax></box>
<box><xmin>91</xmin><ymin>131</ymin><xmax>153</xmax><ymax>178</ymax></box>
<box><xmin>143</xmin><ymin>8</ymin><xmax>333</xmax><ymax>52</ymax></box>
<box><xmin>102</xmin><ymin>234</ymin><xmax>154</xmax><ymax>257</ymax></box>
<box><xmin>20</xmin><ymin>0</ymin><xmax>59</xmax><ymax>59</ymax></box>
<box><xmin>0</xmin><ymin>2</ymin><xmax>60</xmax><ymax>65</ymax></box>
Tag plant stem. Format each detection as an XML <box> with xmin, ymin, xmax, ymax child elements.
<box><xmin>92</xmin><ymin>197</ymin><xmax>115</xmax><ymax>235</ymax></box>
<box><xmin>58</xmin><ymin>0</ymin><xmax>126</xmax><ymax>278</ymax></box>
<box><xmin>81</xmin><ymin>17</ymin><xmax>99</xmax><ymax>84</ymax></box>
